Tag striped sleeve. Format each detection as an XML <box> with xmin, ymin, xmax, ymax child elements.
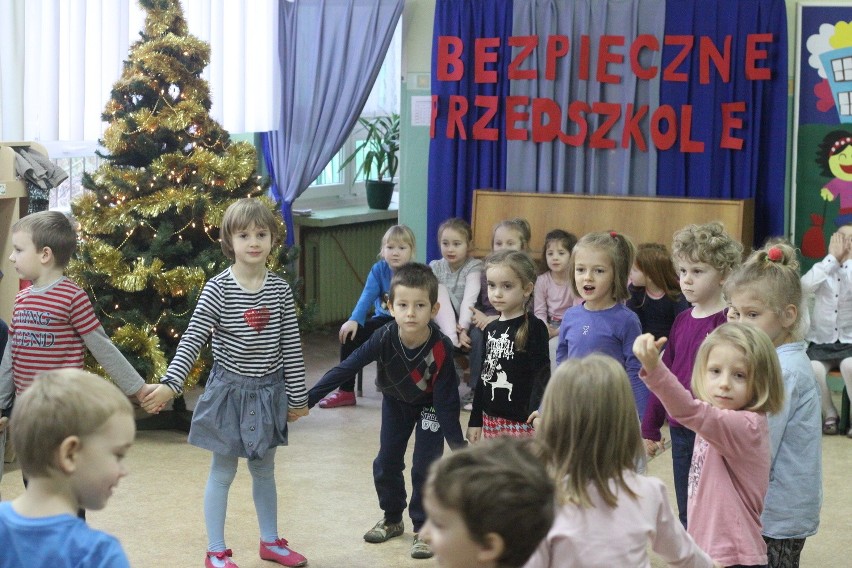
<box><xmin>278</xmin><ymin>281</ymin><xmax>308</xmax><ymax>407</ymax></box>
<box><xmin>160</xmin><ymin>276</ymin><xmax>224</xmax><ymax>392</ymax></box>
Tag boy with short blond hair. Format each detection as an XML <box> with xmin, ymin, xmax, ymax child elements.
<box><xmin>641</xmin><ymin>221</ymin><xmax>743</xmax><ymax>528</ymax></box>
<box><xmin>307</xmin><ymin>263</ymin><xmax>466</xmax><ymax>560</ymax></box>
<box><xmin>0</xmin><ymin>369</ymin><xmax>135</xmax><ymax>567</ymax></box>
<box><xmin>0</xmin><ymin>210</ymin><xmax>154</xmax><ymax>479</ymax></box>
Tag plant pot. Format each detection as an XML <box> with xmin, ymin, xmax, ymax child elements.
<box><xmin>366</xmin><ymin>180</ymin><xmax>395</xmax><ymax>210</ymax></box>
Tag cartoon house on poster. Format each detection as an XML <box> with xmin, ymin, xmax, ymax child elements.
<box><xmin>821</xmin><ymin>46</ymin><xmax>852</xmax><ymax>123</ymax></box>
<box><xmin>794</xmin><ymin>11</ymin><xmax>852</xmax><ymax>262</ymax></box>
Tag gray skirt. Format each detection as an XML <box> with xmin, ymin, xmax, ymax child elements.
<box><xmin>807</xmin><ymin>341</ymin><xmax>852</xmax><ymax>362</ymax></box>
<box><xmin>188</xmin><ymin>363</ymin><xmax>289</xmax><ymax>460</ymax></box>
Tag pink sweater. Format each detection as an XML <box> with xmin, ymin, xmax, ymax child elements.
<box><xmin>523</xmin><ymin>471</ymin><xmax>712</xmax><ymax>568</ymax></box>
<box><xmin>642</xmin><ymin>364</ymin><xmax>769</xmax><ymax>567</ymax></box>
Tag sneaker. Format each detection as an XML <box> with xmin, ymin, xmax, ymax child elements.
<box><xmin>411</xmin><ymin>534</ymin><xmax>434</xmax><ymax>559</ymax></box>
<box><xmin>363</xmin><ymin>518</ymin><xmax>404</xmax><ymax>543</ymax></box>
<box><xmin>318</xmin><ymin>390</ymin><xmax>356</xmax><ymax>408</ymax></box>
<box><xmin>460</xmin><ymin>390</ymin><xmax>474</xmax><ymax>405</ymax></box>
<box><xmin>463</xmin><ymin>401</ymin><xmax>473</xmax><ymax>412</ymax></box>
<box><xmin>259</xmin><ymin>538</ymin><xmax>307</xmax><ymax>567</ymax></box>
<box><xmin>205</xmin><ymin>549</ymin><xmax>238</xmax><ymax>568</ymax></box>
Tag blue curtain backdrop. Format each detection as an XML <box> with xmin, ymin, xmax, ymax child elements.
<box><xmin>427</xmin><ymin>0</ymin><xmax>513</xmax><ymax>262</ymax></box>
<box><xmin>656</xmin><ymin>0</ymin><xmax>787</xmax><ymax>246</ymax></box>
<box><xmin>428</xmin><ymin>0</ymin><xmax>787</xmax><ymax>253</ymax></box>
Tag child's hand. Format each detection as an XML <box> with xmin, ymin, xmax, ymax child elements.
<box><xmin>548</xmin><ymin>325</ymin><xmax>559</xmax><ymax>339</ymax></box>
<box><xmin>829</xmin><ymin>231</ymin><xmax>846</xmax><ymax>260</ymax></box>
<box><xmin>141</xmin><ymin>384</ymin><xmax>174</xmax><ymax>414</ymax></box>
<box><xmin>469</xmin><ymin>307</ymin><xmax>485</xmax><ymax>329</ymax></box>
<box><xmin>527</xmin><ymin>410</ymin><xmax>540</xmax><ymax>429</ymax></box>
<box><xmin>644</xmin><ymin>438</ymin><xmax>666</xmax><ymax>457</ymax></box>
<box><xmin>288</xmin><ymin>406</ymin><xmax>309</xmax><ymax>422</ymax></box>
<box><xmin>466</xmin><ymin>427</ymin><xmax>482</xmax><ymax>444</ymax></box>
<box><xmin>458</xmin><ymin>328</ymin><xmax>471</xmax><ymax>350</ymax></box>
<box><xmin>134</xmin><ymin>383</ymin><xmax>158</xmax><ymax>410</ymax></box>
<box><xmin>0</xmin><ymin>416</ymin><xmax>7</xmax><ymax>433</ymax></box>
<box><xmin>632</xmin><ymin>333</ymin><xmax>667</xmax><ymax>373</ymax></box>
<box><xmin>821</xmin><ymin>187</ymin><xmax>835</xmax><ymax>202</ymax></box>
<box><xmin>339</xmin><ymin>320</ymin><xmax>359</xmax><ymax>344</ymax></box>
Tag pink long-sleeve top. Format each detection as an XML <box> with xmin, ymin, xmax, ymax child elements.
<box><xmin>642</xmin><ymin>363</ymin><xmax>770</xmax><ymax>567</ymax></box>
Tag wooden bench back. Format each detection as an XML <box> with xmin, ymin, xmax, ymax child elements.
<box><xmin>470</xmin><ymin>190</ymin><xmax>754</xmax><ymax>258</ymax></box>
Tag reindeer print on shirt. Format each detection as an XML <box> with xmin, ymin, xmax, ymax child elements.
<box><xmin>483</xmin><ymin>330</ymin><xmax>515</xmax><ymax>401</ymax></box>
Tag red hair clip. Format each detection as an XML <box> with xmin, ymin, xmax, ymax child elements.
<box><xmin>767</xmin><ymin>247</ymin><xmax>783</xmax><ymax>262</ymax></box>
<box><xmin>610</xmin><ymin>231</ymin><xmax>618</xmax><ymax>238</ymax></box>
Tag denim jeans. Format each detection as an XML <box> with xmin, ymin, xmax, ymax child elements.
<box><xmin>670</xmin><ymin>425</ymin><xmax>696</xmax><ymax>528</ymax></box>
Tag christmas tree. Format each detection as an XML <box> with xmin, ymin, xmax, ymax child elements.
<box><xmin>69</xmin><ymin>0</ymin><xmax>301</xmax><ymax>396</ymax></box>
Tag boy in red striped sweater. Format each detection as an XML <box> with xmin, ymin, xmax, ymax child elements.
<box><xmin>0</xmin><ymin>211</ymin><xmax>155</xmax><ymax>481</ymax></box>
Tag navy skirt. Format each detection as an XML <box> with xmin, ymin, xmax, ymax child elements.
<box><xmin>188</xmin><ymin>363</ymin><xmax>289</xmax><ymax>460</ymax></box>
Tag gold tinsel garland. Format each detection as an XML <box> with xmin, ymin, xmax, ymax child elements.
<box><xmin>112</xmin><ymin>324</ymin><xmax>168</xmax><ymax>379</ymax></box>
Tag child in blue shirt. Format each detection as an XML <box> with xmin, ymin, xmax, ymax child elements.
<box><xmin>0</xmin><ymin>369</ymin><xmax>134</xmax><ymax>567</ymax></box>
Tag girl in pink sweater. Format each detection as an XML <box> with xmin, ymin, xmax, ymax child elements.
<box><xmin>633</xmin><ymin>323</ymin><xmax>785</xmax><ymax>567</ymax></box>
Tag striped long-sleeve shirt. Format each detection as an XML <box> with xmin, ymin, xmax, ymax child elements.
<box><xmin>160</xmin><ymin>268</ymin><xmax>308</xmax><ymax>407</ymax></box>
<box><xmin>0</xmin><ymin>277</ymin><xmax>144</xmax><ymax>403</ymax></box>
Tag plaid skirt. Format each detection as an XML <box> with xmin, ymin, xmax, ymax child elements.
<box><xmin>188</xmin><ymin>363</ymin><xmax>289</xmax><ymax>460</ymax></box>
<box><xmin>482</xmin><ymin>413</ymin><xmax>535</xmax><ymax>439</ymax></box>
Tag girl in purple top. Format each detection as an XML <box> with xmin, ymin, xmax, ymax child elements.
<box><xmin>555</xmin><ymin>231</ymin><xmax>647</xmax><ymax>417</ymax></box>
<box><xmin>635</xmin><ymin>324</ymin><xmax>785</xmax><ymax>568</ymax></box>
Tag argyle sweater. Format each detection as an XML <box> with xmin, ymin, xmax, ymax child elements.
<box><xmin>308</xmin><ymin>321</ymin><xmax>465</xmax><ymax>448</ymax></box>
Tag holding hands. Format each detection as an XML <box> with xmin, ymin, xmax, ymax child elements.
<box><xmin>141</xmin><ymin>383</ymin><xmax>175</xmax><ymax>414</ymax></box>
<box><xmin>288</xmin><ymin>406</ymin><xmax>309</xmax><ymax>422</ymax></box>
<box><xmin>632</xmin><ymin>333</ymin><xmax>667</xmax><ymax>373</ymax></box>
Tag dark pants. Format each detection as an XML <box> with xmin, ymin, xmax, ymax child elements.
<box><xmin>373</xmin><ymin>395</ymin><xmax>444</xmax><ymax>533</ymax></box>
<box><xmin>670</xmin><ymin>425</ymin><xmax>696</xmax><ymax>528</ymax></box>
<box><xmin>764</xmin><ymin>536</ymin><xmax>806</xmax><ymax>568</ymax></box>
<box><xmin>336</xmin><ymin>316</ymin><xmax>393</xmax><ymax>392</ymax></box>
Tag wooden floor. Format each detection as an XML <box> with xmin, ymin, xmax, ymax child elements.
<box><xmin>1</xmin><ymin>328</ymin><xmax>849</xmax><ymax>567</ymax></box>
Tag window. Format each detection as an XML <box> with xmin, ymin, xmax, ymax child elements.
<box><xmin>294</xmin><ymin>21</ymin><xmax>401</xmax><ymax>207</ymax></box>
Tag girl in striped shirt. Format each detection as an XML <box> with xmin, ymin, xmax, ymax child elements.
<box><xmin>144</xmin><ymin>198</ymin><xmax>309</xmax><ymax>568</ymax></box>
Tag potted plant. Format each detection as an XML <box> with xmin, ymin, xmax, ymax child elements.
<box><xmin>340</xmin><ymin>113</ymin><xmax>399</xmax><ymax>209</ymax></box>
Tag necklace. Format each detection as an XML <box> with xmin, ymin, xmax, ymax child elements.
<box><xmin>398</xmin><ymin>325</ymin><xmax>432</xmax><ymax>362</ymax></box>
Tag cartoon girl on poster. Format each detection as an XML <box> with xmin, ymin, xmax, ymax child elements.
<box><xmin>817</xmin><ymin>129</ymin><xmax>852</xmax><ymax>227</ymax></box>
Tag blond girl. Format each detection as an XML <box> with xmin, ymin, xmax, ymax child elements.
<box><xmin>525</xmin><ymin>354</ymin><xmax>714</xmax><ymax>567</ymax></box>
<box><xmin>634</xmin><ymin>323</ymin><xmax>785</xmax><ymax>567</ymax></box>
<box><xmin>725</xmin><ymin>242</ymin><xmax>821</xmax><ymax>567</ymax></box>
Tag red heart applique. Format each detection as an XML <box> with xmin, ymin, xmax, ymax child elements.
<box><xmin>244</xmin><ymin>307</ymin><xmax>270</xmax><ymax>332</ymax></box>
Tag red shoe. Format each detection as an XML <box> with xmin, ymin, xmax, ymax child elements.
<box><xmin>205</xmin><ymin>549</ymin><xmax>238</xmax><ymax>568</ymax></box>
<box><xmin>259</xmin><ymin>538</ymin><xmax>307</xmax><ymax>567</ymax></box>
<box><xmin>318</xmin><ymin>390</ymin><xmax>356</xmax><ymax>408</ymax></box>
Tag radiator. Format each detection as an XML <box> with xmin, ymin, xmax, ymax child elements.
<box><xmin>302</xmin><ymin>220</ymin><xmax>397</xmax><ymax>325</ymax></box>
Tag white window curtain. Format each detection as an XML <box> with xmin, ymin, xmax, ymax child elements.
<box><xmin>362</xmin><ymin>19</ymin><xmax>401</xmax><ymax>117</ymax></box>
<box><xmin>0</xmin><ymin>0</ymin><xmax>278</xmax><ymax>143</ymax></box>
